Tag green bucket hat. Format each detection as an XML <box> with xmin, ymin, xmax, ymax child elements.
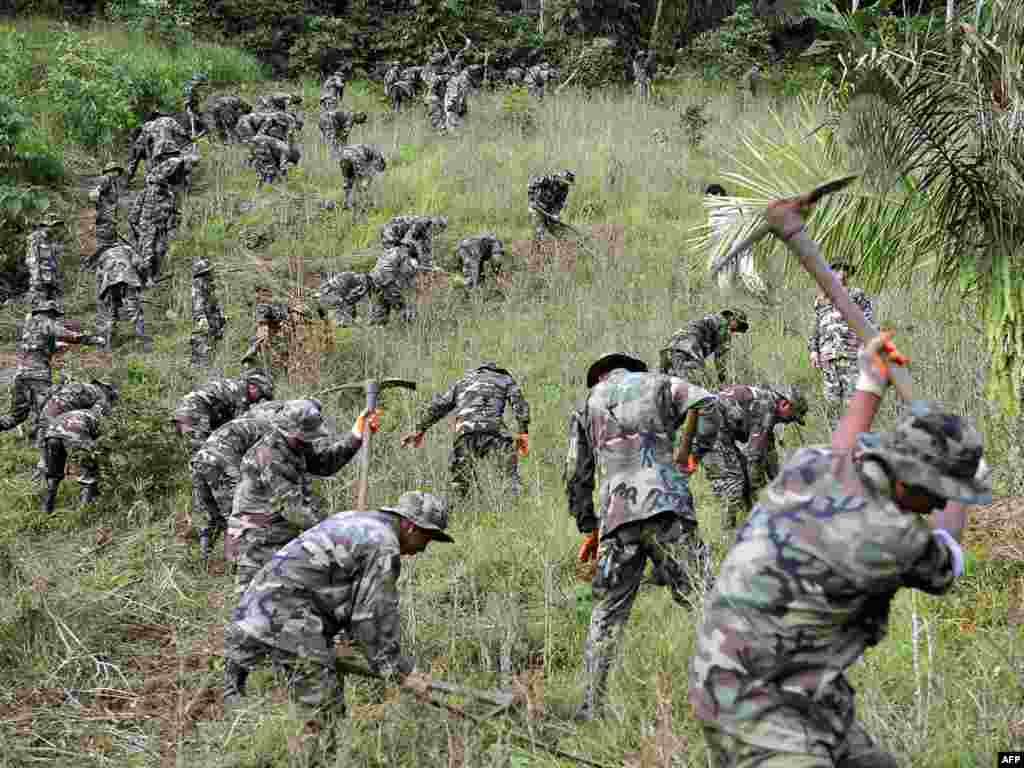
<box><xmin>381</xmin><ymin>491</ymin><xmax>454</xmax><ymax>542</ymax></box>
<box><xmin>586</xmin><ymin>352</ymin><xmax>648</xmax><ymax>389</ymax></box>
<box><xmin>858</xmin><ymin>401</ymin><xmax>991</xmax><ymax>505</ymax></box>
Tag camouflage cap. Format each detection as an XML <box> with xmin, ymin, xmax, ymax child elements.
<box><xmin>102</xmin><ymin>163</ymin><xmax>126</xmax><ymax>175</ymax></box>
<box><xmin>274</xmin><ymin>398</ymin><xmax>328</xmax><ymax>443</ymax></box>
<box><xmin>192</xmin><ymin>255</ymin><xmax>213</xmax><ymax>276</ymax></box>
<box><xmin>243</xmin><ymin>369</ymin><xmax>275</xmax><ymax>399</ymax></box>
<box><xmin>858</xmin><ymin>401</ymin><xmax>992</xmax><ymax>505</ymax></box>
<box><xmin>721</xmin><ymin>308</ymin><xmax>749</xmax><ymax>332</ymax></box>
<box><xmin>380</xmin><ymin>491</ymin><xmax>454</xmax><ymax>542</ymax></box>
<box><xmin>586</xmin><ymin>352</ymin><xmax>648</xmax><ymax>388</ymax></box>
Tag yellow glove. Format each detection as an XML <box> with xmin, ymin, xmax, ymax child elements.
<box><xmin>516</xmin><ymin>433</ymin><xmax>529</xmax><ymax>457</ymax></box>
<box><xmin>578</xmin><ymin>531</ymin><xmax>599</xmax><ymax>563</ymax></box>
<box><xmin>353</xmin><ymin>409</ymin><xmax>382</xmax><ymax>436</ymax></box>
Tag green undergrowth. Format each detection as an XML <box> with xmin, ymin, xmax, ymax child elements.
<box><xmin>0</xmin><ymin>50</ymin><xmax>1021</xmax><ymax>768</ymax></box>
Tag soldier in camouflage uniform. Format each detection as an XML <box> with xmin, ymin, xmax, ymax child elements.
<box><xmin>207</xmin><ymin>95</ymin><xmax>253</xmax><ymax>143</ymax></box>
<box><xmin>316</xmin><ymin>270</ymin><xmax>370</xmax><ymax>326</ymax></box>
<box><xmin>339</xmin><ymin>144</ymin><xmax>386</xmax><ymax>210</ymax></box>
<box><xmin>172</xmin><ymin>370</ymin><xmax>275</xmax><ymax>457</ymax></box>
<box><xmin>504</xmin><ymin>67</ymin><xmax>524</xmax><ymax>87</ymax></box>
<box><xmin>425</xmin><ymin>70</ymin><xmax>451</xmax><ymax>134</ymax></box>
<box><xmin>659</xmin><ymin>309</ymin><xmax>750</xmax><ymax>390</ymax></box>
<box><xmin>701</xmin><ymin>384</ymin><xmax>808</xmax><ymax>530</ymax></box>
<box><xmin>129</xmin><ymin>153</ymin><xmax>188</xmax><ymax>283</ymax></box>
<box><xmin>0</xmin><ymin>301</ymin><xmax>103</xmax><ymax>438</ymax></box>
<box><xmin>527</xmin><ymin>170</ymin><xmax>574</xmax><ymax>241</ymax></box>
<box><xmin>566</xmin><ymin>352</ymin><xmax>720</xmax><ymax>721</ymax></box>
<box><xmin>236</xmin><ymin>110</ymin><xmax>302</xmax><ymax>143</ymax></box>
<box><xmin>632</xmin><ymin>49</ymin><xmax>656</xmax><ymax>102</ymax></box>
<box><xmin>183</xmin><ymin>72</ymin><xmax>209</xmax><ymax>139</ymax></box>
<box><xmin>809</xmin><ymin>262</ymin><xmax>875</xmax><ymax>428</ymax></box>
<box><xmin>367</xmin><ymin>243</ymin><xmax>419</xmax><ymax>326</ymax></box>
<box><xmin>384</xmin><ymin>62</ymin><xmax>415</xmax><ymax>112</ymax></box>
<box><xmin>456</xmin><ymin>233</ymin><xmax>504</xmax><ymax>289</ymax></box>
<box><xmin>380</xmin><ymin>215</ymin><xmax>447</xmax><ymax>270</ymax></box>
<box><xmin>318</xmin><ymin>103</ymin><xmax>367</xmax><ymax>159</ymax></box>
<box><xmin>127</xmin><ymin>114</ymin><xmax>192</xmax><ymax>181</ymax></box>
<box><xmin>320</xmin><ymin>69</ymin><xmax>349</xmax><ymax>105</ymax></box>
<box><xmin>227</xmin><ymin>399</ymin><xmax>379</xmax><ymax>593</ymax></box>
<box><xmin>256</xmin><ymin>92</ymin><xmax>303</xmax><ymax>113</ymax></box>
<box><xmin>248</xmin><ymin>134</ymin><xmax>300</xmax><ymax>188</ymax></box>
<box><xmin>191</xmin><ymin>399</ymin><xmax>286</xmax><ymax>562</ymax></box>
<box><xmin>421</xmin><ymin>51</ymin><xmax>448</xmax><ymax>89</ymax></box>
<box><xmin>35</xmin><ymin>377</ymin><xmax>118</xmax><ymax>482</ymax></box>
<box><xmin>89</xmin><ymin>164</ymin><xmax>125</xmax><ymax>254</ymax></box>
<box><xmin>94</xmin><ymin>241</ymin><xmax>149</xmax><ymax>352</ymax></box>
<box><xmin>223</xmin><ymin>490</ymin><xmax>449</xmax><ymax>718</ymax></box>
<box><xmin>191</xmin><ymin>255</ymin><xmax>226</xmax><ymax>368</ymax></box>
<box><xmin>25</xmin><ymin>216</ymin><xmax>65</xmax><ymax>306</ymax></box>
<box><xmin>402</xmin><ymin>362</ymin><xmax>530</xmax><ymax>497</ymax></box>
<box><xmin>444</xmin><ymin>64</ymin><xmax>482</xmax><ymax>132</ymax></box>
<box><xmin>524</xmin><ymin>62</ymin><xmax>553</xmax><ymax>100</ymax></box>
<box><xmin>689</xmin><ymin>332</ymin><xmax>990</xmax><ymax>768</ymax></box>
<box><xmin>241</xmin><ymin>297</ymin><xmax>290</xmax><ymax>375</ymax></box>
<box><xmin>39</xmin><ymin>390</ymin><xmax>117</xmax><ymax>512</ymax></box>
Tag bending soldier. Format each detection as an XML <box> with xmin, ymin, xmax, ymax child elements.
<box><xmin>316</xmin><ymin>270</ymin><xmax>370</xmax><ymax>326</ymax></box>
<box><xmin>339</xmin><ymin>144</ymin><xmax>386</xmax><ymax>210</ymax></box>
<box><xmin>94</xmin><ymin>242</ymin><xmax>149</xmax><ymax>352</ymax></box>
<box><xmin>207</xmin><ymin>95</ymin><xmax>253</xmax><ymax>143</ymax></box>
<box><xmin>567</xmin><ymin>352</ymin><xmax>720</xmax><ymax>721</ymax></box>
<box><xmin>129</xmin><ymin>153</ymin><xmax>188</xmax><ymax>283</ymax></box>
<box><xmin>367</xmin><ymin>243</ymin><xmax>418</xmax><ymax>326</ymax></box>
<box><xmin>89</xmin><ymin>164</ymin><xmax>125</xmax><ymax>255</ymax></box>
<box><xmin>172</xmin><ymin>370</ymin><xmax>275</xmax><ymax>456</ymax></box>
<box><xmin>318</xmin><ymin>104</ymin><xmax>367</xmax><ymax>158</ymax></box>
<box><xmin>127</xmin><ymin>113</ymin><xmax>191</xmax><ymax>181</ymax></box>
<box><xmin>191</xmin><ymin>255</ymin><xmax>226</xmax><ymax>368</ymax></box>
<box><xmin>380</xmin><ymin>215</ymin><xmax>447</xmax><ymax>270</ymax></box>
<box><xmin>660</xmin><ymin>309</ymin><xmax>749</xmax><ymax>390</ymax></box>
<box><xmin>402</xmin><ymin>361</ymin><xmax>530</xmax><ymax>497</ymax></box>
<box><xmin>35</xmin><ymin>378</ymin><xmax>118</xmax><ymax>481</ymax></box>
<box><xmin>527</xmin><ymin>170</ymin><xmax>574</xmax><ymax>241</ymax></box>
<box><xmin>456</xmin><ymin>233</ymin><xmax>504</xmax><ymax>289</ymax></box>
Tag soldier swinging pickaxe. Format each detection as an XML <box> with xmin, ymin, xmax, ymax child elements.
<box><xmin>710</xmin><ymin>175</ymin><xmax>914</xmax><ymax>400</ymax></box>
<box><xmin>315</xmin><ymin>378</ymin><xmax>417</xmax><ymax>511</ymax></box>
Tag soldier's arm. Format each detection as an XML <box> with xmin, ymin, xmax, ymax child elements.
<box><xmin>714</xmin><ymin>330</ymin><xmax>731</xmax><ymax>386</ymax></box>
<box><xmin>348</xmin><ymin>547</ymin><xmax>414</xmax><ymax>680</ymax></box>
<box><xmin>413</xmin><ymin>381</ymin><xmax>459</xmax><ymax>433</ymax></box>
<box><xmin>306</xmin><ymin>431</ymin><xmax>363</xmax><ymax>477</ymax></box>
<box><xmin>508</xmin><ymin>378</ymin><xmax>530</xmax><ymax>434</ymax></box>
<box><xmin>564</xmin><ymin>407</ymin><xmax>597</xmax><ymax>532</ymax></box>
<box><xmin>670</xmin><ymin>379</ymin><xmax>720</xmax><ymax>459</ymax></box>
<box><xmin>745</xmin><ymin>406</ymin><xmax>775</xmax><ymax>484</ymax></box>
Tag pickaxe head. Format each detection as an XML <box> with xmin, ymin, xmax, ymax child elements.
<box><xmin>316</xmin><ymin>377</ymin><xmax>417</xmax><ymax>399</ymax></box>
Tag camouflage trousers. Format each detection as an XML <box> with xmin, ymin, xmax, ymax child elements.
<box><xmin>94</xmin><ymin>217</ymin><xmax>118</xmax><ymax>252</ymax></box>
<box><xmin>224</xmin><ymin>623</ymin><xmax>345</xmax><ymax>716</ymax></box>
<box><xmin>458</xmin><ymin>248</ymin><xmax>495</xmax><ymax>289</ymax></box>
<box><xmin>190</xmin><ymin>314</ymin><xmax>224</xmax><ymax>367</ymax></box>
<box><xmin>387</xmin><ymin>82</ymin><xmax>412</xmax><ymax>112</ymax></box>
<box><xmin>528</xmin><ymin>206</ymin><xmax>564</xmax><ymax>241</ymax></box>
<box><xmin>445</xmin><ymin>104</ymin><xmax>466</xmax><ymax>132</ymax></box>
<box><xmin>580</xmin><ymin>514</ymin><xmax>708</xmax><ymax>716</ymax></box>
<box><xmin>449</xmin><ymin>431</ymin><xmax>520</xmax><ymax>497</ymax></box>
<box><xmin>322</xmin><ymin>273</ymin><xmax>370</xmax><ymax>326</ymax></box>
<box><xmin>135</xmin><ymin>216</ymin><xmax>173</xmax><ymax>282</ymax></box>
<box><xmin>702</xmin><ymin>720</ymin><xmax>897</xmax><ymax>768</ymax></box>
<box><xmin>426</xmin><ymin>97</ymin><xmax>447</xmax><ymax>133</ymax></box>
<box><xmin>635</xmin><ymin>79</ymin><xmax>651</xmax><ymax>102</ymax></box>
<box><xmin>211</xmin><ymin>106</ymin><xmax>244</xmax><ymax>143</ymax></box>
<box><xmin>702</xmin><ymin>434</ymin><xmax>751</xmax><ymax>529</ymax></box>
<box><xmin>821</xmin><ymin>356</ymin><xmax>858</xmax><ymax>428</ymax></box>
<box><xmin>660</xmin><ymin>347</ymin><xmax>718</xmax><ymax>391</ymax></box>
<box><xmin>229</xmin><ymin>521</ymin><xmax>296</xmax><ymax>594</ymax></box>
<box><xmin>43</xmin><ymin>436</ymin><xmax>99</xmax><ymax>486</ymax></box>
<box><xmin>0</xmin><ymin>373</ymin><xmax>51</xmax><ymax>435</ymax></box>
<box><xmin>97</xmin><ymin>284</ymin><xmax>143</xmax><ymax>349</ymax></box>
<box><xmin>367</xmin><ymin>280</ymin><xmax>412</xmax><ymax>326</ymax></box>
<box><xmin>190</xmin><ymin>456</ymin><xmax>238</xmax><ymax>533</ymax></box>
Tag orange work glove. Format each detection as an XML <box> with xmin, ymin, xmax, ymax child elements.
<box><xmin>401</xmin><ymin>431</ymin><xmax>426</xmax><ymax>448</ymax></box>
<box><xmin>516</xmin><ymin>433</ymin><xmax>529</xmax><ymax>457</ymax></box>
<box><xmin>687</xmin><ymin>454</ymin><xmax>699</xmax><ymax>474</ymax></box>
<box><xmin>578</xmin><ymin>531</ymin><xmax>599</xmax><ymax>563</ymax></box>
<box><xmin>353</xmin><ymin>409</ymin><xmax>382</xmax><ymax>436</ymax></box>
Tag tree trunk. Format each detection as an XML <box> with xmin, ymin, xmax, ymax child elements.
<box><xmin>539</xmin><ymin>0</ymin><xmax>545</xmax><ymax>36</ymax></box>
<box><xmin>946</xmin><ymin>0</ymin><xmax>955</xmax><ymax>55</ymax></box>
<box><xmin>649</xmin><ymin>0</ymin><xmax>667</xmax><ymax>47</ymax></box>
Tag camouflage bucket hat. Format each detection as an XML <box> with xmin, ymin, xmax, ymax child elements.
<box><xmin>586</xmin><ymin>352</ymin><xmax>648</xmax><ymax>388</ymax></box>
<box><xmin>275</xmin><ymin>398</ymin><xmax>329</xmax><ymax>443</ymax></box>
<box><xmin>773</xmin><ymin>384</ymin><xmax>808</xmax><ymax>425</ymax></box>
<box><xmin>858</xmin><ymin>401</ymin><xmax>992</xmax><ymax>505</ymax></box>
<box><xmin>722</xmin><ymin>308</ymin><xmax>750</xmax><ymax>332</ymax></box>
<box><xmin>244</xmin><ymin>370</ymin><xmax>275</xmax><ymax>399</ymax></box>
<box><xmin>381</xmin><ymin>491</ymin><xmax>454</xmax><ymax>542</ymax></box>
<box><xmin>102</xmin><ymin>163</ymin><xmax>126</xmax><ymax>175</ymax></box>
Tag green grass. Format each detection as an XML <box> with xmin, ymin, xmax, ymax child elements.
<box><xmin>0</xmin><ymin>37</ymin><xmax>1022</xmax><ymax>768</ymax></box>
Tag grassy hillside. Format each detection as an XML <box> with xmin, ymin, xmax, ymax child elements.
<box><xmin>0</xmin><ymin>24</ymin><xmax>1022</xmax><ymax>768</ymax></box>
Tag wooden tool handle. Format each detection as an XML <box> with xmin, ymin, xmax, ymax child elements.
<box><xmin>355</xmin><ymin>380</ymin><xmax>378</xmax><ymax>512</ymax></box>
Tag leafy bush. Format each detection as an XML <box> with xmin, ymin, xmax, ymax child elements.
<box><xmin>682</xmin><ymin>1</ymin><xmax>775</xmax><ymax>80</ymax></box>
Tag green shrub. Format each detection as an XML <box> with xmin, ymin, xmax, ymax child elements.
<box><xmin>682</xmin><ymin>1</ymin><xmax>774</xmax><ymax>80</ymax></box>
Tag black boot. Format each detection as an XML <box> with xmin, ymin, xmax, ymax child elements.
<box><xmin>79</xmin><ymin>483</ymin><xmax>99</xmax><ymax>506</ymax></box>
<box><xmin>41</xmin><ymin>478</ymin><xmax>60</xmax><ymax>514</ymax></box>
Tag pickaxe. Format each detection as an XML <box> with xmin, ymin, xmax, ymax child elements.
<box><xmin>315</xmin><ymin>378</ymin><xmax>417</xmax><ymax>511</ymax></box>
<box><xmin>532</xmin><ymin>203</ymin><xmax>599</xmax><ymax>258</ymax></box>
<box><xmin>710</xmin><ymin>175</ymin><xmax>913</xmax><ymax>400</ymax></box>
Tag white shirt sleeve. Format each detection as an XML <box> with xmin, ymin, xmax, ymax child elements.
<box><xmin>932</xmin><ymin>529</ymin><xmax>964</xmax><ymax>578</ymax></box>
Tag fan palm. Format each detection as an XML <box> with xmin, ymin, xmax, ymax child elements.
<box><xmin>694</xmin><ymin>0</ymin><xmax>1024</xmax><ymax>412</ymax></box>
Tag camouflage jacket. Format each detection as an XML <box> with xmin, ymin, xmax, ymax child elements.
<box><xmin>370</xmin><ymin>245</ymin><xmax>418</xmax><ymax>291</ymax></box>
<box><xmin>248</xmin><ymin>135</ymin><xmax>292</xmax><ymax>172</ymax></box>
<box><xmin>192</xmin><ymin>272</ymin><xmax>225</xmax><ymax>333</ymax></box>
<box><xmin>192</xmin><ymin>401</ymin><xmax>286</xmax><ymax>471</ymax></box>
<box><xmin>523</xmin><ymin>66</ymin><xmax>549</xmax><ymax>90</ymax></box>
<box><xmin>43</xmin><ymin>401</ymin><xmax>110</xmax><ymax>447</ymax></box>
<box><xmin>566</xmin><ymin>369</ymin><xmax>718</xmax><ymax>535</ymax></box>
<box><xmin>26</xmin><ymin>230</ymin><xmax>62</xmax><ymax>291</ymax></box>
<box><xmin>457</xmin><ymin>234</ymin><xmax>503</xmax><ymax>261</ymax></box>
<box><xmin>444</xmin><ymin>70</ymin><xmax>471</xmax><ymax>114</ymax></box>
<box><xmin>380</xmin><ymin>216</ymin><xmax>440</xmax><ymax>267</ymax></box>
<box><xmin>238</xmin><ymin>111</ymin><xmax>299</xmax><ymax>142</ymax></box>
<box><xmin>128</xmin><ymin>117</ymin><xmax>190</xmax><ymax>177</ymax></box>
<box><xmin>662</xmin><ymin>313</ymin><xmax>732</xmax><ymax>381</ymax></box>
<box><xmin>232</xmin><ymin>510</ymin><xmax>414</xmax><ymax>676</ymax></box>
<box><xmin>716</xmin><ymin>385</ymin><xmax>782</xmax><ymax>482</ymax></box>
<box><xmin>320</xmin><ymin>75</ymin><xmax>347</xmax><ymax>104</ymax></box>
<box><xmin>230</xmin><ymin>428</ymin><xmax>362</xmax><ymax>534</ymax></box>
<box><xmin>689</xmin><ymin>443</ymin><xmax>960</xmax><ymax>751</ymax></box>
<box><xmin>414</xmin><ymin>363</ymin><xmax>530</xmax><ymax>437</ymax></box>
<box><xmin>318</xmin><ymin>109</ymin><xmax>361</xmax><ymax>146</ymax></box>
<box><xmin>90</xmin><ymin>173</ymin><xmax>120</xmax><ymax>221</ymax></box>
<box><xmin>42</xmin><ymin>381</ymin><xmax>110</xmax><ymax>422</ymax></box>
<box><xmin>808</xmin><ymin>288</ymin><xmax>875</xmax><ymax>362</ymax></box>
<box><xmin>632</xmin><ymin>52</ymin><xmax>656</xmax><ymax>82</ymax></box>
<box><xmin>425</xmin><ymin>73</ymin><xmax>449</xmax><ymax>104</ymax></box>
<box><xmin>527</xmin><ymin>175</ymin><xmax>570</xmax><ymax>215</ymax></box>
<box><xmin>174</xmin><ymin>377</ymin><xmax>253</xmax><ymax>432</ymax></box>
<box><xmin>17</xmin><ymin>315</ymin><xmax>97</xmax><ymax>380</ymax></box>
<box><xmin>340</xmin><ymin>144</ymin><xmax>385</xmax><ymax>178</ymax></box>
<box><xmin>256</xmin><ymin>93</ymin><xmax>295</xmax><ymax>112</ymax></box>
<box><xmin>96</xmin><ymin>244</ymin><xmax>143</xmax><ymax>296</ymax></box>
